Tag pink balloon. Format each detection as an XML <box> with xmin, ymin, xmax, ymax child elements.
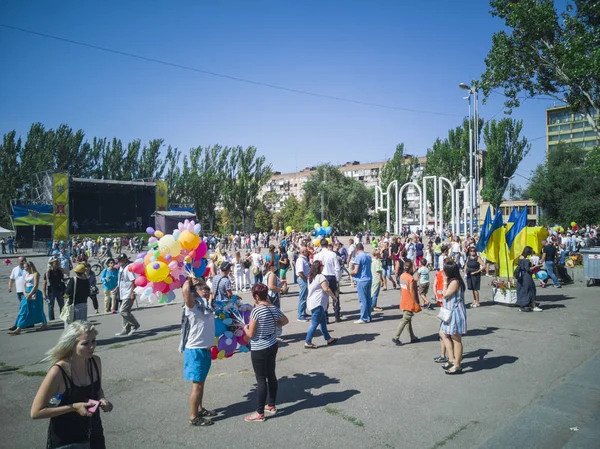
<box><xmin>196</xmin><ymin>241</ymin><xmax>207</xmax><ymax>259</ymax></box>
<box><xmin>193</xmin><ymin>259</ymin><xmax>201</xmax><ymax>268</ymax></box>
<box><xmin>188</xmin><ymin>250</ymin><xmax>196</xmax><ymax>260</ymax></box>
<box><xmin>168</xmin><ymin>261</ymin><xmax>178</xmax><ymax>270</ymax></box>
<box><xmin>153</xmin><ymin>281</ymin><xmax>166</xmax><ymax>292</ymax></box>
<box><xmin>171</xmin><ymin>280</ymin><xmax>181</xmax><ymax>290</ymax></box>
<box><xmin>135</xmin><ymin>275</ymin><xmax>148</xmax><ymax>287</ymax></box>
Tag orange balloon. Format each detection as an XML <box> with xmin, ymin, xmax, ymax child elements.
<box><xmin>179</xmin><ymin>230</ymin><xmax>200</xmax><ymax>251</ymax></box>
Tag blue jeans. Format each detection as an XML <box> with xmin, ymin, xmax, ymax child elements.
<box><xmin>254</xmin><ymin>273</ymin><xmax>263</xmax><ymax>284</ymax></box>
<box><xmin>357</xmin><ymin>280</ymin><xmax>372</xmax><ymax>322</ymax></box>
<box><xmin>544</xmin><ymin>261</ymin><xmax>561</xmax><ymax>286</ymax></box>
<box><xmin>297</xmin><ymin>278</ymin><xmax>308</xmax><ymax>319</ymax></box>
<box><xmin>306</xmin><ymin>306</ymin><xmax>331</xmax><ymax>343</ymax></box>
<box><xmin>371</xmin><ymin>284</ymin><xmax>380</xmax><ymax>308</ymax></box>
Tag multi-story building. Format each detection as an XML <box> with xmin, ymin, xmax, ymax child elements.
<box><xmin>479</xmin><ymin>200</ymin><xmax>539</xmax><ymax>226</ymax></box>
<box><xmin>546</xmin><ymin>106</ymin><xmax>599</xmax><ymax>153</ymax></box>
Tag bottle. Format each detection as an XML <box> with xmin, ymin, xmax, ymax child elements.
<box><xmin>48</xmin><ymin>394</ymin><xmax>63</xmax><ymax>407</ymax></box>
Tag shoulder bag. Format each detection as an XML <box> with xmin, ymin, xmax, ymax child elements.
<box><xmin>60</xmin><ymin>277</ymin><xmax>77</xmax><ymax>323</ymax></box>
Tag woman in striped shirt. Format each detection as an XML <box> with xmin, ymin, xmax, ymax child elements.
<box><xmin>243</xmin><ymin>283</ymin><xmax>289</xmax><ymax>422</ymax></box>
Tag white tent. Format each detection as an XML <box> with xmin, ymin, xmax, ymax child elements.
<box><xmin>0</xmin><ymin>226</ymin><xmax>14</xmax><ymax>238</ymax></box>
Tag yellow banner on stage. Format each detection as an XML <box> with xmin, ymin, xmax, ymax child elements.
<box><xmin>155</xmin><ymin>180</ymin><xmax>168</xmax><ymax>211</ymax></box>
<box><xmin>53</xmin><ymin>173</ymin><xmax>69</xmax><ymax>242</ymax></box>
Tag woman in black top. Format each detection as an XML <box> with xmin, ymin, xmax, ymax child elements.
<box><xmin>465</xmin><ymin>247</ymin><xmax>485</xmax><ymax>308</ymax></box>
<box><xmin>381</xmin><ymin>242</ymin><xmax>397</xmax><ymax>290</ymax></box>
<box><xmin>43</xmin><ymin>258</ymin><xmax>66</xmax><ymax>321</ymax></box>
<box><xmin>31</xmin><ymin>320</ymin><xmax>113</xmax><ymax>448</ymax></box>
<box><xmin>516</xmin><ymin>246</ymin><xmax>542</xmax><ymax>312</ymax></box>
<box><xmin>65</xmin><ymin>264</ymin><xmax>91</xmax><ymax>325</ymax></box>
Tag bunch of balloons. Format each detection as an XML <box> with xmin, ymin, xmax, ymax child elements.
<box><xmin>211</xmin><ymin>296</ymin><xmax>253</xmax><ymax>360</ymax></box>
<box><xmin>285</xmin><ymin>225</ymin><xmax>293</xmax><ymax>234</ymax></box>
<box><xmin>313</xmin><ymin>220</ymin><xmax>333</xmax><ymax>246</ymax></box>
<box><xmin>570</xmin><ymin>221</ymin><xmax>579</xmax><ymax>231</ymax></box>
<box><xmin>552</xmin><ymin>224</ymin><xmax>565</xmax><ymax>233</ymax></box>
<box><xmin>131</xmin><ymin>219</ymin><xmax>209</xmax><ymax>304</ymax></box>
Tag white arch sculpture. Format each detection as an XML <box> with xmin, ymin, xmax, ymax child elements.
<box><xmin>374</xmin><ymin>180</ymin><xmax>399</xmax><ymax>234</ymax></box>
<box><xmin>438</xmin><ymin>177</ymin><xmax>455</xmax><ymax>236</ymax></box>
<box><xmin>398</xmin><ymin>181</ymin><xmax>424</xmax><ymax>231</ymax></box>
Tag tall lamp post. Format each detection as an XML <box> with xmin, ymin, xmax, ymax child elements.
<box><xmin>459</xmin><ymin>82</ymin><xmax>479</xmax><ymax>235</ymax></box>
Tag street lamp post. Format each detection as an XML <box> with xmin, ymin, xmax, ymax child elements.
<box><xmin>459</xmin><ymin>82</ymin><xmax>478</xmax><ymax>236</ymax></box>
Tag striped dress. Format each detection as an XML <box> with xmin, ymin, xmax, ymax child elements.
<box><xmin>440</xmin><ymin>285</ymin><xmax>467</xmax><ymax>335</ymax></box>
<box><xmin>249</xmin><ymin>305</ymin><xmax>282</xmax><ymax>351</ymax></box>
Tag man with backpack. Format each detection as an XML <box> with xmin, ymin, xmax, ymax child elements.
<box><xmin>211</xmin><ymin>262</ymin><xmax>233</xmax><ymax>301</ymax></box>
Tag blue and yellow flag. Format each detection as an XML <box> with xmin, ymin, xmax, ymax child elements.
<box><xmin>475</xmin><ymin>206</ymin><xmax>493</xmax><ymax>252</ymax></box>
<box><xmin>507</xmin><ymin>206</ymin><xmax>528</xmax><ymax>261</ymax></box>
<box><xmin>485</xmin><ymin>210</ymin><xmax>504</xmax><ymax>263</ymax></box>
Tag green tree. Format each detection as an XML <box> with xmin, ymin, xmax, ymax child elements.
<box><xmin>480</xmin><ymin>0</ymin><xmax>600</xmax><ymax>132</ymax></box>
<box><xmin>527</xmin><ymin>143</ymin><xmax>600</xmax><ymax>224</ymax></box>
<box><xmin>303</xmin><ymin>164</ymin><xmax>371</xmax><ymax>233</ymax></box>
<box><xmin>379</xmin><ymin>143</ymin><xmax>415</xmax><ymax>189</ymax></box>
<box><xmin>261</xmin><ymin>191</ymin><xmax>281</xmax><ymax>212</ymax></box>
<box><xmin>0</xmin><ymin>131</ymin><xmax>22</xmax><ymax>227</ymax></box>
<box><xmin>280</xmin><ymin>194</ymin><xmax>306</xmax><ymax>231</ymax></box>
<box><xmin>480</xmin><ymin>118</ymin><xmax>531</xmax><ymax>207</ymax></box>
<box><xmin>253</xmin><ymin>201</ymin><xmax>273</xmax><ymax>232</ymax></box>
<box><xmin>135</xmin><ymin>139</ymin><xmax>168</xmax><ymax>180</ymax></box>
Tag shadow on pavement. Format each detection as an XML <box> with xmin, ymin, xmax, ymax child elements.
<box><xmin>539</xmin><ymin>304</ymin><xmax>566</xmax><ymax>310</ymax></box>
<box><xmin>463</xmin><ymin>355</ymin><xmax>518</xmax><ymax>373</ymax></box>
<box><xmin>539</xmin><ymin>294</ymin><xmax>573</xmax><ymax>303</ymax></box>
<box><xmin>214</xmin><ymin>371</ymin><xmax>360</xmax><ymax>420</ymax></box>
<box><xmin>467</xmin><ymin>326</ymin><xmax>499</xmax><ymax>337</ymax></box>
<box><xmin>96</xmin><ymin>323</ymin><xmax>180</xmax><ymax>346</ymax></box>
<box><xmin>463</xmin><ymin>348</ymin><xmax>494</xmax><ymax>360</ymax></box>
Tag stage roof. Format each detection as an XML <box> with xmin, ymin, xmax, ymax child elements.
<box><xmin>71</xmin><ymin>178</ymin><xmax>156</xmax><ymax>187</ymax></box>
<box><xmin>151</xmin><ymin>211</ymin><xmax>196</xmax><ymax>218</ymax></box>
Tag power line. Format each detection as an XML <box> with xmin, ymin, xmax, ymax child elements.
<box><xmin>0</xmin><ymin>23</ymin><xmax>462</xmax><ymax>118</ymax></box>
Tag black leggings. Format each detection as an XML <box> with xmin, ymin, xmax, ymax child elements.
<box><xmin>251</xmin><ymin>343</ymin><xmax>278</xmax><ymax>414</ymax></box>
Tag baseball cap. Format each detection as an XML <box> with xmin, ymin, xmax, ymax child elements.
<box><xmin>220</xmin><ymin>261</ymin><xmax>232</xmax><ymax>271</ymax></box>
<box><xmin>116</xmin><ymin>253</ymin><xmax>129</xmax><ymax>260</ymax></box>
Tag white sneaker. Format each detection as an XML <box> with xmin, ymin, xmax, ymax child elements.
<box><xmin>128</xmin><ymin>326</ymin><xmax>140</xmax><ymax>335</ymax></box>
<box><xmin>532</xmin><ymin>307</ymin><xmax>543</xmax><ymax>312</ymax></box>
<box><xmin>115</xmin><ymin>330</ymin><xmax>128</xmax><ymax>336</ymax></box>
<box><xmin>353</xmin><ymin>320</ymin><xmax>367</xmax><ymax>324</ymax></box>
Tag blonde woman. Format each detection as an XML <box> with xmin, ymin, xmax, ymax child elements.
<box><xmin>31</xmin><ymin>321</ymin><xmax>113</xmax><ymax>448</ymax></box>
<box><xmin>9</xmin><ymin>261</ymin><xmax>48</xmax><ymax>335</ymax></box>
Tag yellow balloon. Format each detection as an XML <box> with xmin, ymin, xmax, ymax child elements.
<box><xmin>154</xmin><ymin>230</ymin><xmax>164</xmax><ymax>238</ymax></box>
<box><xmin>145</xmin><ymin>261</ymin><xmax>170</xmax><ymax>283</ymax></box>
<box><xmin>571</xmin><ymin>221</ymin><xmax>576</xmax><ymax>227</ymax></box>
<box><xmin>158</xmin><ymin>234</ymin><xmax>181</xmax><ymax>256</ymax></box>
<box><xmin>313</xmin><ymin>239</ymin><xmax>321</xmax><ymax>247</ymax></box>
<box><xmin>179</xmin><ymin>230</ymin><xmax>200</xmax><ymax>251</ymax></box>
<box><xmin>322</xmin><ymin>220</ymin><xmax>329</xmax><ymax>228</ymax></box>
<box><xmin>326</xmin><ymin>238</ymin><xmax>332</xmax><ymax>244</ymax></box>
<box><xmin>314</xmin><ymin>223</ymin><xmax>320</xmax><ymax>230</ymax></box>
<box><xmin>217</xmin><ymin>349</ymin><xmax>226</xmax><ymax>360</ymax></box>
<box><xmin>285</xmin><ymin>226</ymin><xmax>292</xmax><ymax>234</ymax></box>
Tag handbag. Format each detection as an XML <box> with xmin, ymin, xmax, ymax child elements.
<box><xmin>437</xmin><ymin>306</ymin><xmax>452</xmax><ymax>323</ymax></box>
<box><xmin>60</xmin><ymin>277</ymin><xmax>78</xmax><ymax>323</ymax></box>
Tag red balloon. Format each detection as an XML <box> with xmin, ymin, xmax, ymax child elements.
<box><xmin>225</xmin><ymin>352</ymin><xmax>234</xmax><ymax>358</ymax></box>
<box><xmin>203</xmin><ymin>266</ymin><xmax>211</xmax><ymax>277</ymax></box>
<box><xmin>134</xmin><ymin>275</ymin><xmax>148</xmax><ymax>287</ymax></box>
<box><xmin>130</xmin><ymin>263</ymin><xmax>145</xmax><ymax>275</ymax></box>
<box><xmin>210</xmin><ymin>346</ymin><xmax>219</xmax><ymax>360</ymax></box>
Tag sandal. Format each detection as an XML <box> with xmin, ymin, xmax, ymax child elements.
<box><xmin>189</xmin><ymin>416</ymin><xmax>214</xmax><ymax>427</ymax></box>
<box><xmin>264</xmin><ymin>405</ymin><xmax>277</xmax><ymax>415</ymax></box>
<box><xmin>373</xmin><ymin>307</ymin><xmax>384</xmax><ymax>312</ymax></box>
<box><xmin>445</xmin><ymin>366</ymin><xmax>463</xmax><ymax>375</ymax></box>
<box><xmin>327</xmin><ymin>338</ymin><xmax>338</xmax><ymax>346</ymax></box>
<box><xmin>433</xmin><ymin>356</ymin><xmax>448</xmax><ymax>363</ymax></box>
<box><xmin>441</xmin><ymin>362</ymin><xmax>454</xmax><ymax>370</ymax></box>
<box><xmin>199</xmin><ymin>407</ymin><xmax>217</xmax><ymax>417</ymax></box>
<box><xmin>244</xmin><ymin>412</ymin><xmax>265</xmax><ymax>422</ymax></box>
<box><xmin>304</xmin><ymin>342</ymin><xmax>317</xmax><ymax>349</ymax></box>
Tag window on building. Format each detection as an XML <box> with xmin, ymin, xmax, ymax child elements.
<box><xmin>559</xmin><ymin>124</ymin><xmax>571</xmax><ymax>131</ymax></box>
<box><xmin>584</xmin><ymin>131</ymin><xmax>597</xmax><ymax>137</ymax></box>
<box><xmin>549</xmin><ymin>134</ymin><xmax>563</xmax><ymax>141</ymax></box>
<box><xmin>584</xmin><ymin>140</ymin><xmax>598</xmax><ymax>147</ymax></box>
<box><xmin>573</xmin><ymin>122</ymin><xmax>585</xmax><ymax>129</ymax></box>
<box><xmin>530</xmin><ymin>205</ymin><xmax>536</xmax><ymax>215</ymax></box>
<box><xmin>572</xmin><ymin>132</ymin><xmax>584</xmax><ymax>139</ymax></box>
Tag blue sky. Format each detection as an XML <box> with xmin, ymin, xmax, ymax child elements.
<box><xmin>1</xmin><ymin>0</ymin><xmax>563</xmax><ymax>186</ymax></box>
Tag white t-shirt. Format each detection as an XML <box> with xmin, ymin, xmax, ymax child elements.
<box><xmin>251</xmin><ymin>253</ymin><xmax>263</xmax><ymax>269</ymax></box>
<box><xmin>451</xmin><ymin>242</ymin><xmax>461</xmax><ymax>253</ymax></box>
<box><xmin>10</xmin><ymin>266</ymin><xmax>26</xmax><ymax>293</ymax></box>
<box><xmin>348</xmin><ymin>245</ymin><xmax>356</xmax><ymax>263</ymax></box>
<box><xmin>307</xmin><ymin>274</ymin><xmax>329</xmax><ymax>312</ymax></box>
<box><xmin>118</xmin><ymin>265</ymin><xmax>136</xmax><ymax>300</ymax></box>
<box><xmin>185</xmin><ymin>297</ymin><xmax>215</xmax><ymax>349</ymax></box>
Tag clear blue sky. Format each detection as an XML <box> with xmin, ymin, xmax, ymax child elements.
<box><xmin>1</xmin><ymin>0</ymin><xmax>562</xmax><ymax>186</ymax></box>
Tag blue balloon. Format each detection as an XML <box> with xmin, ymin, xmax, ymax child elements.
<box><xmin>325</xmin><ymin>226</ymin><xmax>332</xmax><ymax>234</ymax></box>
<box><xmin>536</xmin><ymin>271</ymin><xmax>548</xmax><ymax>281</ymax></box>
<box><xmin>315</xmin><ymin>226</ymin><xmax>322</xmax><ymax>234</ymax></box>
<box><xmin>214</xmin><ymin>318</ymin><xmax>226</xmax><ymax>337</ymax></box>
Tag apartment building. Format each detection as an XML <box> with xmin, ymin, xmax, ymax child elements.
<box><xmin>547</xmin><ymin>106</ymin><xmax>599</xmax><ymax>153</ymax></box>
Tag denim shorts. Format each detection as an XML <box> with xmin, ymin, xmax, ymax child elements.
<box><xmin>383</xmin><ymin>265</ymin><xmax>393</xmax><ymax>277</ymax></box>
<box><xmin>183</xmin><ymin>348</ymin><xmax>212</xmax><ymax>383</ymax></box>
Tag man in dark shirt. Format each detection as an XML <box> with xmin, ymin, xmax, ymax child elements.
<box><xmin>540</xmin><ymin>239</ymin><xmax>561</xmax><ymax>288</ymax></box>
<box><xmin>211</xmin><ymin>262</ymin><xmax>233</xmax><ymax>301</ymax></box>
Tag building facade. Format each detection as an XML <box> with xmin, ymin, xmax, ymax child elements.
<box><xmin>546</xmin><ymin>106</ymin><xmax>599</xmax><ymax>153</ymax></box>
<box><xmin>479</xmin><ymin>200</ymin><xmax>539</xmax><ymax>226</ymax></box>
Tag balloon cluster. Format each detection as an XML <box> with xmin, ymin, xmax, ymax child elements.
<box><xmin>285</xmin><ymin>225</ymin><xmax>293</xmax><ymax>234</ymax></box>
<box><xmin>552</xmin><ymin>224</ymin><xmax>565</xmax><ymax>233</ymax></box>
<box><xmin>131</xmin><ymin>219</ymin><xmax>209</xmax><ymax>304</ymax></box>
<box><xmin>211</xmin><ymin>296</ymin><xmax>253</xmax><ymax>360</ymax></box>
<box><xmin>570</xmin><ymin>221</ymin><xmax>579</xmax><ymax>231</ymax></box>
<box><xmin>313</xmin><ymin>220</ymin><xmax>333</xmax><ymax>246</ymax></box>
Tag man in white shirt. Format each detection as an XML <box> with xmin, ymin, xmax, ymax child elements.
<box><xmin>181</xmin><ymin>280</ymin><xmax>216</xmax><ymax>427</ymax></box>
<box><xmin>8</xmin><ymin>256</ymin><xmax>27</xmax><ymax>331</ymax></box>
<box><xmin>250</xmin><ymin>247</ymin><xmax>264</xmax><ymax>284</ymax></box>
<box><xmin>348</xmin><ymin>239</ymin><xmax>357</xmax><ymax>288</ymax></box>
<box><xmin>314</xmin><ymin>239</ymin><xmax>342</xmax><ymax>322</ymax></box>
<box><xmin>295</xmin><ymin>247</ymin><xmax>310</xmax><ymax>322</ymax></box>
<box><xmin>115</xmin><ymin>254</ymin><xmax>140</xmax><ymax>336</ymax></box>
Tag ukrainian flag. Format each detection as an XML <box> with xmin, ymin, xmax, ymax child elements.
<box><xmin>506</xmin><ymin>206</ymin><xmax>528</xmax><ymax>261</ymax></box>
<box><xmin>485</xmin><ymin>210</ymin><xmax>504</xmax><ymax>264</ymax></box>
<box><xmin>504</xmin><ymin>207</ymin><xmax>519</xmax><ymax>235</ymax></box>
<box><xmin>475</xmin><ymin>206</ymin><xmax>492</xmax><ymax>252</ymax></box>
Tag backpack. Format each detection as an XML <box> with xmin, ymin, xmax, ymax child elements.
<box><xmin>513</xmin><ymin>266</ymin><xmax>523</xmax><ymax>281</ymax></box>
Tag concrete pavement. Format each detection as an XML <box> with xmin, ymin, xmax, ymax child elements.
<box><xmin>1</xmin><ymin>249</ymin><xmax>599</xmax><ymax>448</ymax></box>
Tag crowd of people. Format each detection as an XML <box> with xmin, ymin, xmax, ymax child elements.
<box><xmin>5</xmin><ymin>222</ymin><xmax>597</xmax><ymax>446</ymax></box>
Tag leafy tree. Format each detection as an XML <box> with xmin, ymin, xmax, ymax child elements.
<box><xmin>480</xmin><ymin>0</ymin><xmax>600</xmax><ymax>132</ymax></box>
<box><xmin>280</xmin><ymin>194</ymin><xmax>306</xmax><ymax>231</ymax></box>
<box><xmin>252</xmin><ymin>201</ymin><xmax>273</xmax><ymax>232</ymax></box>
<box><xmin>303</xmin><ymin>164</ymin><xmax>371</xmax><ymax>233</ymax></box>
<box><xmin>527</xmin><ymin>143</ymin><xmax>600</xmax><ymax>225</ymax></box>
<box><xmin>136</xmin><ymin>139</ymin><xmax>168</xmax><ymax>180</ymax></box>
<box><xmin>261</xmin><ymin>191</ymin><xmax>281</xmax><ymax>212</ymax></box>
<box><xmin>0</xmin><ymin>131</ymin><xmax>22</xmax><ymax>227</ymax></box>
<box><xmin>379</xmin><ymin>143</ymin><xmax>415</xmax><ymax>190</ymax></box>
<box><xmin>480</xmin><ymin>118</ymin><xmax>530</xmax><ymax>207</ymax></box>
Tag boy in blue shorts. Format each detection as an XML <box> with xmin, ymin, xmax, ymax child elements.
<box><xmin>181</xmin><ymin>279</ymin><xmax>216</xmax><ymax>426</ymax></box>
